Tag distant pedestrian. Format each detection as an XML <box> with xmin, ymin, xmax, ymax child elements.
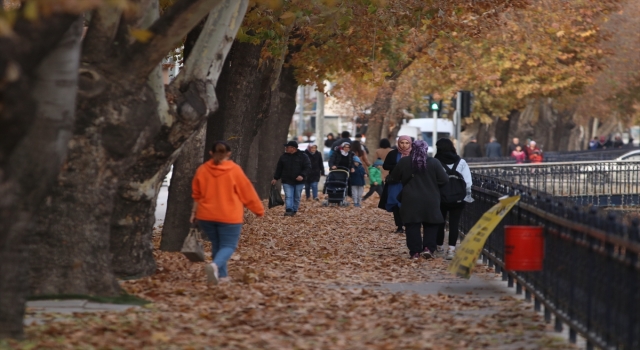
<box><xmin>433</xmin><ymin>138</ymin><xmax>472</xmax><ymax>260</ymax></box>
<box><xmin>485</xmin><ymin>137</ymin><xmax>502</xmax><ymax>158</ymax></box>
<box><xmin>330</xmin><ymin>131</ymin><xmax>352</xmax><ymax>156</ymax></box>
<box><xmin>191</xmin><ymin>141</ymin><xmax>265</xmax><ymax>285</ymax></box>
<box><xmin>389</xmin><ymin>140</ymin><xmax>448</xmax><ymax>259</ymax></box>
<box><xmin>375</xmin><ymin>138</ymin><xmax>393</xmax><ymax>179</ymax></box>
<box><xmin>271</xmin><ymin>141</ymin><xmax>311</xmax><ymax>216</ymax></box>
<box><xmin>507</xmin><ymin>137</ymin><xmax>521</xmax><ymax>156</ymax></box>
<box><xmin>355</xmin><ymin>134</ymin><xmax>370</xmax><ymax>154</ymax></box>
<box><xmin>380</xmin><ymin>135</ymin><xmax>412</xmax><ymax>234</ymax></box>
<box><xmin>463</xmin><ymin>137</ymin><xmax>482</xmax><ymax>158</ymax></box>
<box><xmin>588</xmin><ymin>136</ymin><xmax>599</xmax><ymax>150</ymax></box>
<box><xmin>527</xmin><ymin>141</ymin><xmax>543</xmax><ymax>163</ymax></box>
<box><xmin>511</xmin><ymin>145</ymin><xmax>526</xmax><ymax>164</ymax></box>
<box><xmin>363</xmin><ymin>159</ymin><xmax>383</xmax><ymax>201</ymax></box>
<box><xmin>304</xmin><ymin>144</ymin><xmax>325</xmax><ymax>201</ymax></box>
<box><xmin>350</xmin><ymin>156</ymin><xmax>366</xmax><ymax>207</ymax></box>
<box><xmin>324</xmin><ymin>133</ymin><xmax>335</xmax><ymax>148</ymax></box>
<box><xmin>352</xmin><ymin>140</ymin><xmax>371</xmax><ymax>169</ymax></box>
<box><xmin>613</xmin><ymin>134</ymin><xmax>624</xmax><ymax>148</ymax></box>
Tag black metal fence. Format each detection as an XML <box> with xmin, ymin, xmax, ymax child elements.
<box><xmin>465</xmin><ymin>147</ymin><xmax>637</xmax><ymax>164</ymax></box>
<box><xmin>470</xmin><ymin>161</ymin><xmax>640</xmax><ymax>208</ymax></box>
<box><xmin>463</xmin><ymin>175</ymin><xmax>640</xmax><ymax>349</ymax></box>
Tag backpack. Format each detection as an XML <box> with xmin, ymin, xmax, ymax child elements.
<box><xmin>438</xmin><ymin>159</ymin><xmax>467</xmax><ymax>205</ymax></box>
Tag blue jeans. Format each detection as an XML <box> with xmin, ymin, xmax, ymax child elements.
<box><xmin>305</xmin><ymin>182</ymin><xmax>319</xmax><ymax>199</ymax></box>
<box><xmin>198</xmin><ymin>221</ymin><xmax>242</xmax><ymax>278</ymax></box>
<box><xmin>283</xmin><ymin>183</ymin><xmax>304</xmax><ymax>212</ymax></box>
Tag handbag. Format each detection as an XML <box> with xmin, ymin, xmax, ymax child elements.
<box><xmin>268</xmin><ymin>184</ymin><xmax>284</xmax><ymax>208</ymax></box>
<box><xmin>181</xmin><ymin>224</ymin><xmax>205</xmax><ymax>262</ymax></box>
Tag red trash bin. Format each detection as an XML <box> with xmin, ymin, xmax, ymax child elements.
<box><xmin>504</xmin><ymin>226</ymin><xmax>544</xmax><ymax>271</ymax></box>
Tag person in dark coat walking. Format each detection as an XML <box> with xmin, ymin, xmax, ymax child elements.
<box><xmin>271</xmin><ymin>141</ymin><xmax>311</xmax><ymax>216</ymax></box>
<box><xmin>380</xmin><ymin>135</ymin><xmax>412</xmax><ymax>233</ymax></box>
<box><xmin>330</xmin><ymin>131</ymin><xmax>352</xmax><ymax>156</ymax></box>
<box><xmin>304</xmin><ymin>144</ymin><xmax>325</xmax><ymax>201</ymax></box>
<box><xmin>463</xmin><ymin>137</ymin><xmax>482</xmax><ymax>158</ymax></box>
<box><xmin>389</xmin><ymin>140</ymin><xmax>448</xmax><ymax>259</ymax></box>
<box><xmin>485</xmin><ymin>137</ymin><xmax>502</xmax><ymax>158</ymax></box>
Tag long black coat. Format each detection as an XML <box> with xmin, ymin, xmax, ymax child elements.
<box><xmin>390</xmin><ymin>157</ymin><xmax>449</xmax><ymax>224</ymax></box>
<box><xmin>304</xmin><ymin>149</ymin><xmax>325</xmax><ymax>183</ymax></box>
<box><xmin>382</xmin><ymin>149</ymin><xmax>400</xmax><ymax>181</ymax></box>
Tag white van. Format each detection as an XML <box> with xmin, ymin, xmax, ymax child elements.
<box><xmin>407</xmin><ymin>118</ymin><xmax>455</xmax><ymax>148</ymax></box>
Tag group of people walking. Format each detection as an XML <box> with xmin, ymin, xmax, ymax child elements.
<box><xmin>380</xmin><ymin>137</ymin><xmax>472</xmax><ymax>260</ymax></box>
<box><xmin>464</xmin><ymin>137</ymin><xmax>544</xmax><ymax>163</ymax></box>
<box><xmin>188</xmin><ymin>132</ymin><xmax>475</xmax><ymax>285</ymax></box>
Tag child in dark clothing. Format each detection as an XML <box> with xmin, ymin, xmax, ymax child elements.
<box><xmin>350</xmin><ymin>156</ymin><xmax>366</xmax><ymax>207</ymax></box>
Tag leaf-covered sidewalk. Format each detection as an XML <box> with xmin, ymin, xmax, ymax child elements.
<box><xmin>10</xmin><ymin>199</ymin><xmax>573</xmax><ymax>349</ymax></box>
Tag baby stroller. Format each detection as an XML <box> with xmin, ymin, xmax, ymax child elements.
<box><xmin>322</xmin><ymin>166</ymin><xmax>350</xmax><ymax>207</ymax></box>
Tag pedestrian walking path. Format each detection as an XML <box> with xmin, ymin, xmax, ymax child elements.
<box><xmin>12</xmin><ymin>198</ymin><xmax>574</xmax><ymax>349</ymax></box>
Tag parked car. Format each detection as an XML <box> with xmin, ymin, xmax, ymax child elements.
<box><xmin>615</xmin><ymin>150</ymin><xmax>640</xmax><ymax>161</ymax></box>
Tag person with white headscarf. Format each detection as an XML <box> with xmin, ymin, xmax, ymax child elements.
<box><xmin>329</xmin><ymin>142</ymin><xmax>355</xmax><ymax>172</ymax></box>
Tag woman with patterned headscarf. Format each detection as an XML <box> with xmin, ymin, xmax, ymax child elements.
<box><xmin>389</xmin><ymin>140</ymin><xmax>448</xmax><ymax>260</ymax></box>
<box><xmin>378</xmin><ymin>136</ymin><xmax>413</xmax><ymax>233</ymax></box>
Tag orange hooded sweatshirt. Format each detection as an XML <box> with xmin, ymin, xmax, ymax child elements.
<box><xmin>192</xmin><ymin>160</ymin><xmax>264</xmax><ymax>224</ymax></box>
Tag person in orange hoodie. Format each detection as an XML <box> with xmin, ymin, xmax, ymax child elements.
<box><xmin>190</xmin><ymin>141</ymin><xmax>265</xmax><ymax>285</ymax></box>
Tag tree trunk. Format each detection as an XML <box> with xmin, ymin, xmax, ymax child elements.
<box><xmin>160</xmin><ymin>125</ymin><xmax>205</xmax><ymax>251</ymax></box>
<box><xmin>0</xmin><ymin>19</ymin><xmax>82</xmax><ymax>338</ymax></box>
<box><xmin>254</xmin><ymin>51</ymin><xmax>299</xmax><ymax>199</ymax></box>
<box><xmin>108</xmin><ymin>0</ymin><xmax>248</xmax><ymax>277</ymax></box>
<box><xmin>204</xmin><ymin>40</ymin><xmax>285</xmax><ymax>169</ymax></box>
<box><xmin>365</xmin><ymin>81</ymin><xmax>396</xmax><ymax>154</ymax></box>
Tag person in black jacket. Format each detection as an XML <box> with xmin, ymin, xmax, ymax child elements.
<box><xmin>329</xmin><ymin>142</ymin><xmax>355</xmax><ymax>172</ymax></box>
<box><xmin>271</xmin><ymin>141</ymin><xmax>311</xmax><ymax>216</ymax></box>
<box><xmin>304</xmin><ymin>144</ymin><xmax>325</xmax><ymax>201</ymax></box>
<box><xmin>463</xmin><ymin>137</ymin><xmax>482</xmax><ymax>158</ymax></box>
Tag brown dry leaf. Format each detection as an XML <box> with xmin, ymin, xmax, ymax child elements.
<box><xmin>16</xmin><ymin>196</ymin><xmax>576</xmax><ymax>349</ymax></box>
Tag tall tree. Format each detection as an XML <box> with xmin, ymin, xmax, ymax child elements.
<box><xmin>28</xmin><ymin>0</ymin><xmax>249</xmax><ymax>297</ymax></box>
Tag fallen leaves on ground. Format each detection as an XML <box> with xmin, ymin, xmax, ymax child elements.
<box><xmin>11</xmin><ymin>197</ymin><xmax>574</xmax><ymax>349</ymax></box>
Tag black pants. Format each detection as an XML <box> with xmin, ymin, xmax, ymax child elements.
<box><xmin>362</xmin><ymin>184</ymin><xmax>382</xmax><ymax>200</ymax></box>
<box><xmin>405</xmin><ymin>222</ymin><xmax>439</xmax><ymax>255</ymax></box>
<box><xmin>392</xmin><ymin>206</ymin><xmax>403</xmax><ymax>228</ymax></box>
<box><xmin>437</xmin><ymin>203</ymin><xmax>466</xmax><ymax>247</ymax></box>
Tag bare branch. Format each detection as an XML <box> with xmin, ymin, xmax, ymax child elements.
<box><xmin>122</xmin><ymin>0</ymin><xmax>225</xmax><ymax>80</ymax></box>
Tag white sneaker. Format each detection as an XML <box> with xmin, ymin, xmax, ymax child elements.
<box><xmin>205</xmin><ymin>263</ymin><xmax>219</xmax><ymax>285</ymax></box>
<box><xmin>445</xmin><ymin>249</ymin><xmax>455</xmax><ymax>260</ymax></box>
<box><xmin>435</xmin><ymin>246</ymin><xmax>445</xmax><ymax>258</ymax></box>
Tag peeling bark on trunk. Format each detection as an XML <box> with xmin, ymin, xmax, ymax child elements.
<box><xmin>0</xmin><ymin>20</ymin><xmax>82</xmax><ymax>338</ymax></box>
<box><xmin>29</xmin><ymin>74</ymin><xmax>160</xmax><ymax>296</ymax></box>
<box><xmin>108</xmin><ymin>0</ymin><xmax>248</xmax><ymax>277</ymax></box>
<box><xmin>365</xmin><ymin>81</ymin><xmax>396</xmax><ymax>154</ymax></box>
<box><xmin>160</xmin><ymin>126</ymin><xmax>205</xmax><ymax>252</ymax></box>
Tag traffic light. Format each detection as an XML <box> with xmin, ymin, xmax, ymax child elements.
<box><xmin>428</xmin><ymin>98</ymin><xmax>442</xmax><ymax>113</ymax></box>
<box><xmin>460</xmin><ymin>91</ymin><xmax>473</xmax><ymax>117</ymax></box>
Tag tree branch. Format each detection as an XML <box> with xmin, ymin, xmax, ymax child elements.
<box><xmin>82</xmin><ymin>5</ymin><xmax>122</xmax><ymax>64</ymax></box>
<box><xmin>122</xmin><ymin>0</ymin><xmax>226</xmax><ymax>81</ymax></box>
<box><xmin>172</xmin><ymin>0</ymin><xmax>248</xmax><ymax>88</ymax></box>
